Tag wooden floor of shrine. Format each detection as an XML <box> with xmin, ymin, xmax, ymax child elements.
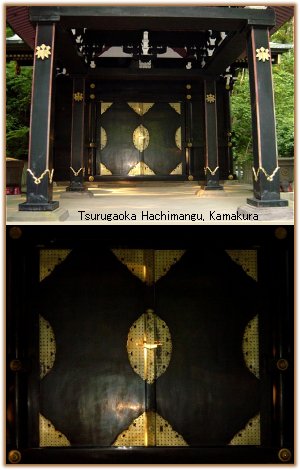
<box><xmin>6</xmin><ymin>181</ymin><xmax>293</xmax><ymax>225</ymax></box>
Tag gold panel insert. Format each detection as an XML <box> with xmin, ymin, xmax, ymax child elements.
<box><xmin>112</xmin><ymin>249</ymin><xmax>185</xmax><ymax>285</ymax></box>
<box><xmin>128</xmin><ymin>161</ymin><xmax>154</xmax><ymax>176</ymax></box>
<box><xmin>132</xmin><ymin>125</ymin><xmax>150</xmax><ymax>152</ymax></box>
<box><xmin>175</xmin><ymin>127</ymin><xmax>182</xmax><ymax>150</ymax></box>
<box><xmin>169</xmin><ymin>103</ymin><xmax>181</xmax><ymax>114</ymax></box>
<box><xmin>128</xmin><ymin>102</ymin><xmax>154</xmax><ymax>116</ymax></box>
<box><xmin>243</xmin><ymin>314</ymin><xmax>259</xmax><ymax>379</ymax></box>
<box><xmin>170</xmin><ymin>163</ymin><xmax>183</xmax><ymax>175</ymax></box>
<box><xmin>226</xmin><ymin>250</ymin><xmax>257</xmax><ymax>281</ymax></box>
<box><xmin>127</xmin><ymin>309</ymin><xmax>172</xmax><ymax>384</ymax></box>
<box><xmin>100</xmin><ymin>127</ymin><xmax>107</xmax><ymax>150</ymax></box>
<box><xmin>40</xmin><ymin>249</ymin><xmax>72</xmax><ymax>282</ymax></box>
<box><xmin>113</xmin><ymin>411</ymin><xmax>188</xmax><ymax>447</ymax></box>
<box><xmin>229</xmin><ymin>413</ymin><xmax>260</xmax><ymax>445</ymax></box>
<box><xmin>39</xmin><ymin>414</ymin><xmax>70</xmax><ymax>447</ymax></box>
<box><xmin>100</xmin><ymin>163</ymin><xmax>112</xmax><ymax>175</ymax></box>
<box><xmin>40</xmin><ymin>315</ymin><xmax>56</xmax><ymax>379</ymax></box>
<box><xmin>100</xmin><ymin>102</ymin><xmax>113</xmax><ymax>114</ymax></box>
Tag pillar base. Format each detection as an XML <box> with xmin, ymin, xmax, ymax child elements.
<box><xmin>203</xmin><ymin>185</ymin><xmax>224</xmax><ymax>191</ymax></box>
<box><xmin>196</xmin><ymin>187</ymin><xmax>226</xmax><ymax>198</ymax></box>
<box><xmin>61</xmin><ymin>190</ymin><xmax>94</xmax><ymax>199</ymax></box>
<box><xmin>238</xmin><ymin>204</ymin><xmax>293</xmax><ymax>221</ymax></box>
<box><xmin>247</xmin><ymin>197</ymin><xmax>288</xmax><ymax>208</ymax></box>
<box><xmin>66</xmin><ymin>184</ymin><xmax>87</xmax><ymax>192</ymax></box>
<box><xmin>19</xmin><ymin>201</ymin><xmax>59</xmax><ymax>212</ymax></box>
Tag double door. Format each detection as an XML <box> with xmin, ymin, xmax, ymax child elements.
<box><xmin>97</xmin><ymin>101</ymin><xmax>185</xmax><ymax>177</ymax></box>
<box><xmin>37</xmin><ymin>246</ymin><xmax>260</xmax><ymax>448</ymax></box>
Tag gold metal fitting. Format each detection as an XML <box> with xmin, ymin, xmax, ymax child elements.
<box><xmin>90</xmin><ymin>94</ymin><xmax>95</xmax><ymax>100</ymax></box>
<box><xmin>186</xmin><ymin>94</ymin><xmax>192</xmax><ymax>100</ymax></box>
<box><xmin>228</xmin><ymin>174</ymin><xmax>234</xmax><ymax>180</ymax></box>
<box><xmin>9</xmin><ymin>227</ymin><xmax>22</xmax><ymax>240</ymax></box>
<box><xmin>226</xmin><ymin>84</ymin><xmax>230</xmax><ymax>90</ymax></box>
<box><xmin>274</xmin><ymin>227</ymin><xmax>288</xmax><ymax>240</ymax></box>
<box><xmin>89</xmin><ymin>176</ymin><xmax>95</xmax><ymax>182</ymax></box>
<box><xmin>188</xmin><ymin>175</ymin><xmax>194</xmax><ymax>181</ymax></box>
<box><xmin>187</xmin><ymin>142</ymin><xmax>193</xmax><ymax>148</ymax></box>
<box><xmin>10</xmin><ymin>359</ymin><xmax>22</xmax><ymax>372</ymax></box>
<box><xmin>228</xmin><ymin>142</ymin><xmax>233</xmax><ymax>147</ymax></box>
<box><xmin>227</xmin><ymin>132</ymin><xmax>232</xmax><ymax>137</ymax></box>
<box><xmin>278</xmin><ymin>448</ymin><xmax>292</xmax><ymax>462</ymax></box>
<box><xmin>186</xmin><ymin>84</ymin><xmax>192</xmax><ymax>90</ymax></box>
<box><xmin>90</xmin><ymin>83</ymin><xmax>96</xmax><ymax>89</ymax></box>
<box><xmin>8</xmin><ymin>450</ymin><xmax>21</xmax><ymax>464</ymax></box>
<box><xmin>277</xmin><ymin>358</ymin><xmax>289</xmax><ymax>371</ymax></box>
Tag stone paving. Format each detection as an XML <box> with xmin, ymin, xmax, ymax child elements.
<box><xmin>6</xmin><ymin>182</ymin><xmax>294</xmax><ymax>225</ymax></box>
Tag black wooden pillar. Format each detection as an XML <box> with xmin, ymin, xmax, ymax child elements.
<box><xmin>19</xmin><ymin>23</ymin><xmax>58</xmax><ymax>211</ymax></box>
<box><xmin>204</xmin><ymin>81</ymin><xmax>223</xmax><ymax>190</ymax></box>
<box><xmin>223</xmin><ymin>86</ymin><xmax>234</xmax><ymax>179</ymax></box>
<box><xmin>247</xmin><ymin>27</ymin><xmax>287</xmax><ymax>207</ymax></box>
<box><xmin>67</xmin><ymin>78</ymin><xmax>86</xmax><ymax>191</ymax></box>
<box><xmin>88</xmin><ymin>93</ymin><xmax>97</xmax><ymax>177</ymax></box>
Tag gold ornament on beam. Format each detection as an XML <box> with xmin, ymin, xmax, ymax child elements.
<box><xmin>204</xmin><ymin>166</ymin><xmax>219</xmax><ymax>176</ymax></box>
<box><xmin>35</xmin><ymin>44</ymin><xmax>51</xmax><ymax>60</ymax></box>
<box><xmin>27</xmin><ymin>168</ymin><xmax>54</xmax><ymax>185</ymax></box>
<box><xmin>252</xmin><ymin>166</ymin><xmax>280</xmax><ymax>182</ymax></box>
<box><xmin>70</xmin><ymin>167</ymin><xmax>83</xmax><ymax>177</ymax></box>
<box><xmin>256</xmin><ymin>47</ymin><xmax>270</xmax><ymax>62</ymax></box>
<box><xmin>206</xmin><ymin>94</ymin><xmax>216</xmax><ymax>104</ymax></box>
<box><xmin>74</xmin><ymin>92</ymin><xmax>84</xmax><ymax>102</ymax></box>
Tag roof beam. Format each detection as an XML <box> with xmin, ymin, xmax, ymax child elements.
<box><xmin>204</xmin><ymin>28</ymin><xmax>248</xmax><ymax>76</ymax></box>
<box><xmin>29</xmin><ymin>6</ymin><xmax>275</xmax><ymax>31</ymax></box>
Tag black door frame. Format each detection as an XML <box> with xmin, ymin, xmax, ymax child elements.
<box><xmin>7</xmin><ymin>226</ymin><xmax>294</xmax><ymax>464</ymax></box>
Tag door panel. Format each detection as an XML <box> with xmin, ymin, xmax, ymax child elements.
<box><xmin>38</xmin><ymin>247</ymin><xmax>260</xmax><ymax>448</ymax></box>
<box><xmin>155</xmin><ymin>249</ymin><xmax>260</xmax><ymax>445</ymax></box>
<box><xmin>98</xmin><ymin>102</ymin><xmax>184</xmax><ymax>177</ymax></box>
<box><xmin>99</xmin><ymin>102</ymin><xmax>140</xmax><ymax>176</ymax></box>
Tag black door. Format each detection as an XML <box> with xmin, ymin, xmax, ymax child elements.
<box><xmin>6</xmin><ymin>227</ymin><xmax>294</xmax><ymax>464</ymax></box>
<box><xmin>97</xmin><ymin>101</ymin><xmax>185</xmax><ymax>178</ymax></box>
<box><xmin>37</xmin><ymin>247</ymin><xmax>260</xmax><ymax>448</ymax></box>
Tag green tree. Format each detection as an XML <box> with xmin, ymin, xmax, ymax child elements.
<box><xmin>6</xmin><ymin>42</ymin><xmax>32</xmax><ymax>159</ymax></box>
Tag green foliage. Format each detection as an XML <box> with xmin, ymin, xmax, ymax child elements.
<box><xmin>273</xmin><ymin>50</ymin><xmax>294</xmax><ymax>157</ymax></box>
<box><xmin>231</xmin><ymin>27</ymin><xmax>294</xmax><ymax>164</ymax></box>
<box><xmin>271</xmin><ymin>18</ymin><xmax>294</xmax><ymax>44</ymax></box>
<box><xmin>6</xmin><ymin>62</ymin><xmax>32</xmax><ymax>159</ymax></box>
<box><xmin>6</xmin><ymin>25</ymin><xmax>14</xmax><ymax>38</ymax></box>
<box><xmin>231</xmin><ymin>70</ymin><xmax>252</xmax><ymax>163</ymax></box>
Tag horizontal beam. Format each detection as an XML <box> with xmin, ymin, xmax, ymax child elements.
<box><xmin>29</xmin><ymin>6</ymin><xmax>275</xmax><ymax>31</ymax></box>
<box><xmin>85</xmin><ymin>67</ymin><xmax>209</xmax><ymax>81</ymax></box>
